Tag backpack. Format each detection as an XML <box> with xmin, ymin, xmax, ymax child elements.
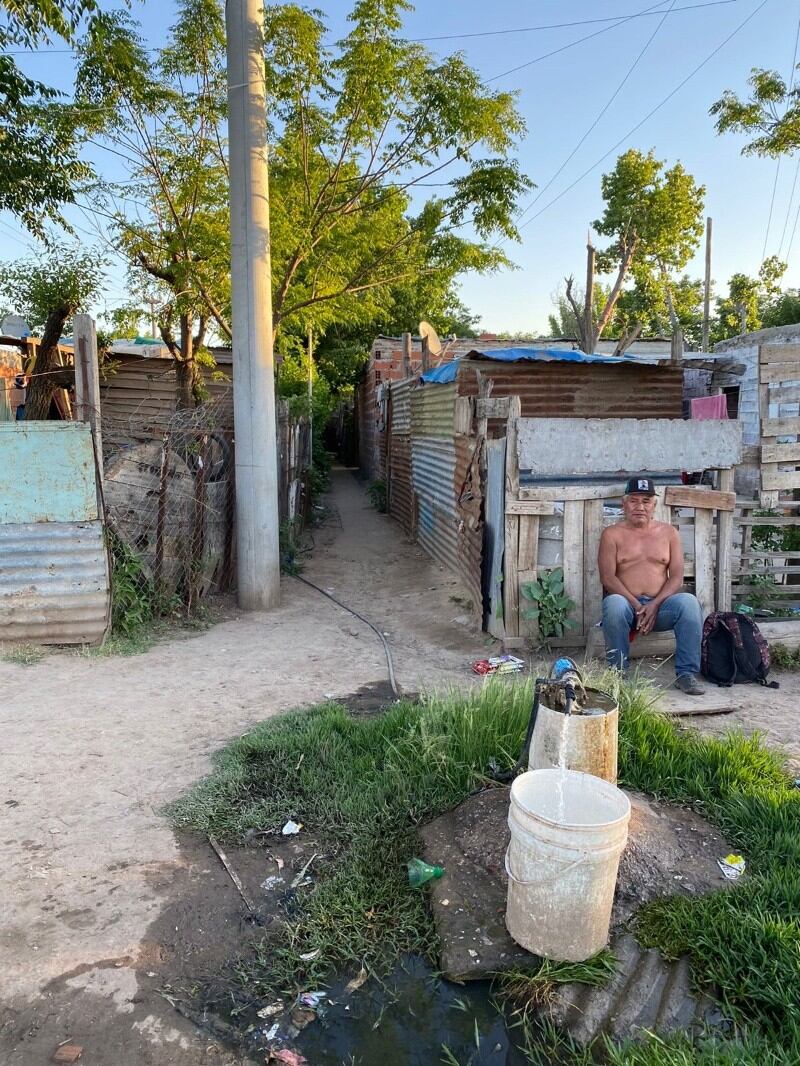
<box><xmin>701</xmin><ymin>612</ymin><xmax>779</xmax><ymax>688</ymax></box>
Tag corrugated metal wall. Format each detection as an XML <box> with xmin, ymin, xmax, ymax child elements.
<box><xmin>0</xmin><ymin>422</ymin><xmax>110</xmax><ymax>645</ymax></box>
<box><xmin>457</xmin><ymin>361</ymin><xmax>683</xmax><ymax>422</ymax></box>
<box><xmin>388</xmin><ymin>434</ymin><xmax>414</xmax><ymax>534</ymax></box>
<box><xmin>411</xmin><ymin>382</ymin><xmax>457</xmax><ymax>437</ymax></box>
<box><xmin>389</xmin><ymin>378</ymin><xmax>413</xmax><ymax>434</ymax></box>
<box><xmin>412</xmin><ymin>436</ymin><xmax>459</xmax><ymax>572</ymax></box>
<box><xmin>100</xmin><ymin>355</ymin><xmax>233</xmax><ymax>429</ymax></box>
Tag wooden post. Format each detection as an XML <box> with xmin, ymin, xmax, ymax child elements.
<box><xmin>562</xmin><ymin>500</ymin><xmax>585</xmax><ymax>632</ymax></box>
<box><xmin>189</xmin><ymin>434</ymin><xmax>209</xmax><ymax>611</ymax></box>
<box><xmin>518</xmin><ymin>514</ymin><xmax>540</xmax><ymax>640</ymax></box>
<box><xmin>153</xmin><ymin>433</ymin><xmax>170</xmax><ymax>600</ymax></box>
<box><xmin>701</xmin><ymin>216</ymin><xmax>713</xmax><ymax>352</ymax></box>
<box><xmin>670</xmin><ymin>327</ymin><xmax>684</xmax><ymax>365</ymax></box>
<box><xmin>503</xmin><ymin>396</ymin><xmax>522</xmax><ymax>637</ymax></box>
<box><xmin>582</xmin><ymin>499</ymin><xmax>604</xmax><ymax>634</ymax></box>
<box><xmin>694</xmin><ymin>507</ymin><xmax>715</xmax><ymax>619</ymax></box>
<box><xmin>716</xmin><ymin>468</ymin><xmax>734</xmax><ymax>611</ymax></box>
<box><xmin>73</xmin><ymin>313</ymin><xmax>103</xmax><ymax>465</ymax></box>
<box><xmin>421</xmin><ymin>334</ymin><xmax>431</xmax><ymax>373</ymax></box>
<box><xmin>401</xmin><ymin>332</ymin><xmax>412</xmax><ymax>378</ymax></box>
<box><xmin>584</xmin><ymin>240</ymin><xmax>596</xmax><ymax>353</ymax></box>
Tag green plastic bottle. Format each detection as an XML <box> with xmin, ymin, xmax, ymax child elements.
<box><xmin>407</xmin><ymin>857</ymin><xmax>444</xmax><ymax>887</ymax></box>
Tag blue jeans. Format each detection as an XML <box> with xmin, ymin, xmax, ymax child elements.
<box><xmin>602</xmin><ymin>593</ymin><xmax>702</xmax><ymax>677</ymax></box>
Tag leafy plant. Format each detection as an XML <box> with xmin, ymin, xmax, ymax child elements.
<box><xmin>108</xmin><ymin>530</ymin><xmax>154</xmax><ymax>638</ymax></box>
<box><xmin>520</xmin><ymin>567</ymin><xmax>577</xmax><ymax>643</ymax></box>
<box><xmin>367</xmin><ymin>478</ymin><xmax>388</xmax><ymax>513</ymax></box>
<box><xmin>738</xmin><ymin>573</ymin><xmax>792</xmax><ymax>616</ymax></box>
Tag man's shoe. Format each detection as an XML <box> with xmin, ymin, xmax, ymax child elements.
<box><xmin>675</xmin><ymin>673</ymin><xmax>705</xmax><ymax>695</ymax></box>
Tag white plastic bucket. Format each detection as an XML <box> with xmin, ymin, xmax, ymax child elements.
<box><xmin>529</xmin><ymin>689</ymin><xmax>619</xmax><ymax>783</ymax></box>
<box><xmin>505</xmin><ymin>768</ymin><xmax>631</xmax><ymax>962</ymax></box>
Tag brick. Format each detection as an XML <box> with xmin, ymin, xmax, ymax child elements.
<box><xmin>53</xmin><ymin>1044</ymin><xmax>83</xmax><ymax>1063</ymax></box>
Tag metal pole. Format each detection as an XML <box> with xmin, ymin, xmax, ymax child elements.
<box><xmin>226</xmin><ymin>0</ymin><xmax>280</xmax><ymax>610</ymax></box>
<box><xmin>701</xmin><ymin>216</ymin><xmax>713</xmax><ymax>352</ymax></box>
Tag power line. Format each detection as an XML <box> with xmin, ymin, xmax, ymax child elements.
<box><xmin>771</xmin><ymin>2</ymin><xmax>800</xmax><ymax>260</ymax></box>
<box><xmin>413</xmin><ymin>0</ymin><xmax>739</xmax><ymax>42</ymax></box>
<box><xmin>517</xmin><ymin>0</ymin><xmax>770</xmax><ymax>233</ymax></box>
<box><xmin>762</xmin><ymin>159</ymin><xmax>782</xmax><ymax>261</ymax></box>
<box><xmin>512</xmin><ymin>0</ymin><xmax>677</xmax><ymax>233</ymax></box>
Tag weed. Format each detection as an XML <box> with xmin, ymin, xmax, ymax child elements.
<box><xmin>171</xmin><ymin>672</ymin><xmax>800</xmax><ymax>1061</ymax></box>
<box><xmin>367</xmin><ymin>478</ymin><xmax>387</xmax><ymax>513</ymax></box>
<box><xmin>520</xmin><ymin>567</ymin><xmax>577</xmax><ymax>643</ymax></box>
<box><xmin>2</xmin><ymin>642</ymin><xmax>45</xmax><ymax>666</ymax></box>
<box><xmin>108</xmin><ymin>530</ymin><xmax>154</xmax><ymax>638</ymax></box>
<box><xmin>769</xmin><ymin>643</ymin><xmax>800</xmax><ymax>670</ymax></box>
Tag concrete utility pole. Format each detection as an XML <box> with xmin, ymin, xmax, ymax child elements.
<box><xmin>701</xmin><ymin>216</ymin><xmax>713</xmax><ymax>352</ymax></box>
<box><xmin>226</xmin><ymin>0</ymin><xmax>280</xmax><ymax>610</ymax></box>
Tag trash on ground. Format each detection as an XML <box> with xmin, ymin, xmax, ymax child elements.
<box><xmin>264</xmin><ymin>1023</ymin><xmax>280</xmax><ymax>1041</ymax></box>
<box><xmin>282</xmin><ymin>820</ymin><xmax>302</xmax><ymax>836</ymax></box>
<box><xmin>299</xmin><ymin>991</ymin><xmax>327</xmax><ymax>1010</ymax></box>
<box><xmin>257</xmin><ymin>1002</ymin><xmax>284</xmax><ymax>1020</ymax></box>
<box><xmin>299</xmin><ymin>948</ymin><xmax>321</xmax><ymax>961</ymax></box>
<box><xmin>290</xmin><ymin>1006</ymin><xmax>317</xmax><ymax>1030</ymax></box>
<box><xmin>268</xmin><ymin>1050</ymin><xmax>309</xmax><ymax>1066</ymax></box>
<box><xmin>407</xmin><ymin>857</ymin><xmax>444</xmax><ymax>887</ymax></box>
<box><xmin>52</xmin><ymin>1045</ymin><xmax>83</xmax><ymax>1064</ymax></box>
<box><xmin>343</xmin><ymin>967</ymin><xmax>369</xmax><ymax>995</ymax></box>
<box><xmin>274</xmin><ymin>855</ymin><xmax>285</xmax><ymax>870</ymax></box>
<box><xmin>291</xmin><ymin>853</ymin><xmax>318</xmax><ymax>888</ymax></box>
<box><xmin>717</xmin><ymin>853</ymin><xmax>746</xmax><ymax>880</ymax></box>
<box><xmin>471</xmin><ymin>654</ymin><xmax>524</xmax><ymax>676</ymax></box>
<box><xmin>261</xmin><ymin>875</ymin><xmax>285</xmax><ymax>892</ymax></box>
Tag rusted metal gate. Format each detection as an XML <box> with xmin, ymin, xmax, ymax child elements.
<box><xmin>0</xmin><ymin>422</ymin><xmax>110</xmax><ymax>644</ymax></box>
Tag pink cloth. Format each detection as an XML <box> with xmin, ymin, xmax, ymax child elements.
<box><xmin>691</xmin><ymin>394</ymin><xmax>728</xmax><ymax>420</ymax></box>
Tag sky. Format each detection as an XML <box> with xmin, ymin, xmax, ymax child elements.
<box><xmin>1</xmin><ymin>0</ymin><xmax>798</xmax><ymax>335</ymax></box>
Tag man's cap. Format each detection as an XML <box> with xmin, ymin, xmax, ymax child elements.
<box><xmin>624</xmin><ymin>476</ymin><xmax>656</xmax><ymax>496</ymax></box>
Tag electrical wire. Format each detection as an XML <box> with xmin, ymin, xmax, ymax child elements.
<box><xmin>292</xmin><ymin>573</ymin><xmax>400</xmax><ymax>698</ymax></box>
<box><xmin>769</xmin><ymin>1</ymin><xmax>800</xmax><ymax>260</ymax></box>
<box><xmin>512</xmin><ymin>0</ymin><xmax>677</xmax><ymax>232</ymax></box>
<box><xmin>411</xmin><ymin>0</ymin><xmax>739</xmax><ymax>42</ymax></box>
<box><xmin>517</xmin><ymin>0</ymin><xmax>770</xmax><ymax>233</ymax></box>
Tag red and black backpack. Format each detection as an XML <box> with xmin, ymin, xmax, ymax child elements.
<box><xmin>701</xmin><ymin>611</ymin><xmax>779</xmax><ymax>688</ymax></box>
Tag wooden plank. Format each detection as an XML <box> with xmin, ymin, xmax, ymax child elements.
<box><xmin>665</xmin><ymin>486</ymin><xmax>735</xmax><ymax>511</ymax></box>
<box><xmin>761</xmin><ymin>344</ymin><xmax>800</xmax><ymax>364</ymax></box>
<box><xmin>735</xmin><ymin>565</ymin><xmax>800</xmax><ymax>574</ymax></box>
<box><xmin>583</xmin><ymin>500</ymin><xmax>604</xmax><ymax>633</ymax></box>
<box><xmin>716</xmin><ymin>468</ymin><xmax>734</xmax><ymax>611</ymax></box>
<box><xmin>764</xmin><ymin>384</ymin><xmax>800</xmax><ymax>403</ymax></box>
<box><xmin>653</xmin><ymin>486</ymin><xmax>671</xmax><ymax>525</ymax></box>
<box><xmin>453</xmin><ymin>397</ymin><xmax>472</xmax><ymax>436</ymax></box>
<box><xmin>761</xmin><ymin>415</ymin><xmax>800</xmax><ymax>437</ymax></box>
<box><xmin>503</xmin><ymin>514</ymin><xmax>520</xmax><ymax>637</ymax></box>
<box><xmin>693</xmin><ymin>507</ymin><xmax>715</xmax><ymax>619</ymax></box>
<box><xmin>519</xmin><ymin>484</ymin><xmax>624</xmax><ymax>501</ymax></box>
<box><xmin>761</xmin><ymin>441</ymin><xmax>800</xmax><ymax>463</ymax></box>
<box><xmin>562</xmin><ymin>500</ymin><xmax>585</xmax><ymax>635</ymax></box>
<box><xmin>740</xmin><ymin>550</ymin><xmax>800</xmax><ymax>559</ymax></box>
<box><xmin>505</xmin><ymin>499</ymin><xmax>556</xmax><ymax>516</ymax></box>
<box><xmin>760</xmin><ymin>362</ymin><xmax>800</xmax><ymax>384</ymax></box>
<box><xmin>518</xmin><ymin>517</ymin><xmax>539</xmax><ymax>640</ymax></box>
<box><xmin>476</xmin><ymin>396</ymin><xmax>511</xmax><ymax>420</ymax></box>
<box><xmin>762</xmin><ymin>467</ymin><xmax>800</xmax><ymax>491</ymax></box>
<box><xmin>505</xmin><ymin>396</ymin><xmax>521</xmax><ymax>497</ymax></box>
<box><xmin>738</xmin><ymin>516</ymin><xmax>800</xmax><ymax>526</ymax></box>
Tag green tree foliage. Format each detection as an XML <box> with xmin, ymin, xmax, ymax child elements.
<box><xmin>76</xmin><ymin>0</ymin><xmax>530</xmax><ymax>406</ymax></box>
<box><xmin>711</xmin><ymin>67</ymin><xmax>800</xmax><ymax>157</ymax></box>
<box><xmin>712</xmin><ymin>256</ymin><xmax>787</xmax><ymax>343</ymax></box>
<box><xmin>547</xmin><ymin>283</ymin><xmax>612</xmax><ymax>338</ymax></box>
<box><xmin>563</xmin><ymin>149</ymin><xmax>704</xmax><ymax>355</ymax></box>
<box><xmin>0</xmin><ymin>0</ymin><xmax>98</xmax><ymax>233</ymax></box>
<box><xmin>0</xmin><ymin>247</ymin><xmax>104</xmax><ymax>418</ymax></box>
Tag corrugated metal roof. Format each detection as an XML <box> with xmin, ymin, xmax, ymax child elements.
<box><xmin>420</xmin><ymin>347</ymin><xmax>652</xmax><ymax>383</ymax></box>
<box><xmin>0</xmin><ymin>521</ymin><xmax>109</xmax><ymax>644</ymax></box>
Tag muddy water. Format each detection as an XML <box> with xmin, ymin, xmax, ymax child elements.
<box><xmin>295</xmin><ymin>957</ymin><xmax>528</xmax><ymax>1065</ymax></box>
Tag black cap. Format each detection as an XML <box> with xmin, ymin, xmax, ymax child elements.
<box><xmin>624</xmin><ymin>476</ymin><xmax>656</xmax><ymax>496</ymax></box>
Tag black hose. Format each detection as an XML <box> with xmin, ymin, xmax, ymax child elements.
<box><xmin>292</xmin><ymin>573</ymin><xmax>400</xmax><ymax>698</ymax></box>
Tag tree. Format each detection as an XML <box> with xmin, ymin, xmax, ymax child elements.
<box><xmin>711</xmin><ymin>68</ymin><xmax>800</xmax><ymax>157</ymax></box>
<box><xmin>547</xmin><ymin>283</ymin><xmax>612</xmax><ymax>339</ymax></box>
<box><xmin>0</xmin><ymin>248</ymin><xmax>104</xmax><ymax>419</ymax></box>
<box><xmin>712</xmin><ymin>256</ymin><xmax>787</xmax><ymax>343</ymax></box>
<box><xmin>763</xmin><ymin>290</ymin><xmax>800</xmax><ymax>328</ymax></box>
<box><xmin>0</xmin><ymin>1</ymin><xmax>97</xmax><ymax>233</ymax></box>
<box><xmin>565</xmin><ymin>149</ymin><xmax>704</xmax><ymax>354</ymax></box>
<box><xmin>75</xmin><ymin>0</ymin><xmax>531</xmax><ymax>406</ymax></box>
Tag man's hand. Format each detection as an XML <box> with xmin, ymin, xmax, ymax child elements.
<box><xmin>636</xmin><ymin>601</ymin><xmax>659</xmax><ymax>635</ymax></box>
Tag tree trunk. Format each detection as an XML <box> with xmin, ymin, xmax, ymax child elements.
<box><xmin>175</xmin><ymin>314</ymin><xmax>196</xmax><ymax>411</ymax></box>
<box><xmin>25</xmin><ymin>306</ymin><xmax>70</xmax><ymax>421</ymax></box>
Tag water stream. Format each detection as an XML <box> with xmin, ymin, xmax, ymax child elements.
<box><xmin>554</xmin><ymin>708</ymin><xmax>571</xmax><ymax>823</ymax></box>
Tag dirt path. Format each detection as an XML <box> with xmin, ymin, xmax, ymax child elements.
<box><xmin>0</xmin><ymin>469</ymin><xmax>483</xmax><ymax>1065</ymax></box>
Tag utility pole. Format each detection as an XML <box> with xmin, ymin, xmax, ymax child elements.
<box><xmin>226</xmin><ymin>0</ymin><xmax>280</xmax><ymax>610</ymax></box>
<box><xmin>584</xmin><ymin>238</ymin><xmax>596</xmax><ymax>355</ymax></box>
<box><xmin>701</xmin><ymin>216</ymin><xmax>713</xmax><ymax>352</ymax></box>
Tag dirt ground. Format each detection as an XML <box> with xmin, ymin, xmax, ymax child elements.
<box><xmin>2</xmin><ymin>468</ymin><xmax>799</xmax><ymax>1065</ymax></box>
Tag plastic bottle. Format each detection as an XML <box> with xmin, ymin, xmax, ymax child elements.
<box><xmin>406</xmin><ymin>857</ymin><xmax>444</xmax><ymax>887</ymax></box>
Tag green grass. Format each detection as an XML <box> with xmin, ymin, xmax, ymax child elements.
<box><xmin>171</xmin><ymin>673</ymin><xmax>800</xmax><ymax>1062</ymax></box>
<box><xmin>1</xmin><ymin>642</ymin><xmax>45</xmax><ymax>666</ymax></box>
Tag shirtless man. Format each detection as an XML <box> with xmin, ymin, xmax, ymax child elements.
<box><xmin>598</xmin><ymin>476</ymin><xmax>704</xmax><ymax>695</ymax></box>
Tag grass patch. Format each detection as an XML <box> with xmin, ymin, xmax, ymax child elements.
<box><xmin>172</xmin><ymin>672</ymin><xmax>800</xmax><ymax>1061</ymax></box>
<box><xmin>2</xmin><ymin>642</ymin><xmax>45</xmax><ymax>666</ymax></box>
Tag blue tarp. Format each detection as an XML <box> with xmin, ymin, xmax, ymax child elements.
<box><xmin>419</xmin><ymin>346</ymin><xmax>646</xmax><ymax>384</ymax></box>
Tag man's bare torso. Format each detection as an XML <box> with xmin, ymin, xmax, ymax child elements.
<box><xmin>605</xmin><ymin>520</ymin><xmax>673</xmax><ymax>598</ymax></box>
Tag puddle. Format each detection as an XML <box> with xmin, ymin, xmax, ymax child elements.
<box><xmin>293</xmin><ymin>957</ymin><xmax>528</xmax><ymax>1066</ymax></box>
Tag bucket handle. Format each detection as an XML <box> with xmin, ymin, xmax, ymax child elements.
<box><xmin>504</xmin><ymin>846</ymin><xmax>586</xmax><ymax>887</ymax></box>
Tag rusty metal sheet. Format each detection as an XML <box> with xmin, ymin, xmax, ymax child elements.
<box><xmin>388</xmin><ymin>434</ymin><xmax>414</xmax><ymax>534</ymax></box>
<box><xmin>411</xmin><ymin>382</ymin><xmax>457</xmax><ymax>438</ymax></box>
<box><xmin>389</xmin><ymin>378</ymin><xmax>413</xmax><ymax>434</ymax></box>
<box><xmin>0</xmin><ymin>520</ymin><xmax>110</xmax><ymax>645</ymax></box>
<box><xmin>455</xmin><ymin>435</ymin><xmax>483</xmax><ymax>616</ymax></box>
